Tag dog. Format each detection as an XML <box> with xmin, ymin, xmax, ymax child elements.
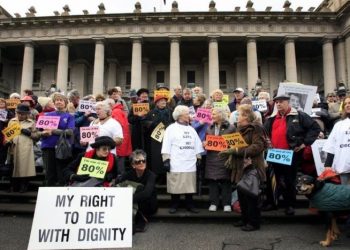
<box><xmin>296</xmin><ymin>175</ymin><xmax>350</xmax><ymax>247</ymax></box>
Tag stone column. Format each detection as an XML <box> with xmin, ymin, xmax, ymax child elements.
<box><xmin>141</xmin><ymin>59</ymin><xmax>149</xmax><ymax>89</ymax></box>
<box><xmin>56</xmin><ymin>39</ymin><xmax>69</xmax><ymax>94</ymax></box>
<box><xmin>322</xmin><ymin>38</ymin><xmax>337</xmax><ymax>95</ymax></box>
<box><xmin>107</xmin><ymin>59</ymin><xmax>118</xmax><ymax>89</ymax></box>
<box><xmin>335</xmin><ymin>38</ymin><xmax>347</xmax><ymax>84</ymax></box>
<box><xmin>246</xmin><ymin>36</ymin><xmax>259</xmax><ymax>94</ymax></box>
<box><xmin>131</xmin><ymin>37</ymin><xmax>142</xmax><ymax>91</ymax></box>
<box><xmin>284</xmin><ymin>37</ymin><xmax>298</xmax><ymax>82</ymax></box>
<box><xmin>208</xmin><ymin>36</ymin><xmax>220</xmax><ymax>94</ymax></box>
<box><xmin>169</xmin><ymin>36</ymin><xmax>181</xmax><ymax>92</ymax></box>
<box><xmin>345</xmin><ymin>36</ymin><xmax>350</xmax><ymax>85</ymax></box>
<box><xmin>20</xmin><ymin>41</ymin><xmax>34</xmax><ymax>95</ymax></box>
<box><xmin>92</xmin><ymin>38</ymin><xmax>105</xmax><ymax>95</ymax></box>
<box><xmin>202</xmin><ymin>58</ymin><xmax>209</xmax><ymax>94</ymax></box>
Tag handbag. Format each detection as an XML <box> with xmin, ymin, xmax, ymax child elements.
<box><xmin>55</xmin><ymin>132</ymin><xmax>72</xmax><ymax>160</ymax></box>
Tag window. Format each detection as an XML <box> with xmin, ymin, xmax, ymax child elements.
<box><xmin>33</xmin><ymin>68</ymin><xmax>41</xmax><ymax>87</ymax></box>
<box><xmin>125</xmin><ymin>71</ymin><xmax>131</xmax><ymax>90</ymax></box>
<box><xmin>156</xmin><ymin>71</ymin><xmax>165</xmax><ymax>84</ymax></box>
<box><xmin>187</xmin><ymin>71</ymin><xmax>195</xmax><ymax>84</ymax></box>
<box><xmin>219</xmin><ymin>70</ymin><xmax>227</xmax><ymax>89</ymax></box>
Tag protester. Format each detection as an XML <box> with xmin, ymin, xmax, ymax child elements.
<box><xmin>0</xmin><ymin>98</ymin><xmax>14</xmax><ymax>165</ymax></box>
<box><xmin>193</xmin><ymin>93</ymin><xmax>206</xmax><ymax>111</ymax></box>
<box><xmin>20</xmin><ymin>95</ymin><xmax>39</xmax><ymax>121</ymax></box>
<box><xmin>67</xmin><ymin>89</ymin><xmax>80</xmax><ymax>114</ymax></box>
<box><xmin>37</xmin><ymin>97</ymin><xmax>55</xmax><ymax>116</ymax></box>
<box><xmin>177</xmin><ymin>88</ymin><xmax>194</xmax><ymax>107</ymax></box>
<box><xmin>108</xmin><ymin>87</ymin><xmax>129</xmax><ymax>114</ymax></box>
<box><xmin>257</xmin><ymin>91</ymin><xmax>274</xmax><ymax>122</ymax></box>
<box><xmin>329</xmin><ymin>85</ymin><xmax>347</xmax><ymax>125</ymax></box>
<box><xmin>228</xmin><ymin>87</ymin><xmax>246</xmax><ymax>112</ymax></box>
<box><xmin>170</xmin><ymin>85</ymin><xmax>182</xmax><ymax>109</ymax></box>
<box><xmin>229</xmin><ymin>97</ymin><xmax>262</xmax><ymax>126</ymax></box>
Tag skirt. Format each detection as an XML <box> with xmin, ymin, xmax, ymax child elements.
<box><xmin>167</xmin><ymin>171</ymin><xmax>196</xmax><ymax>194</ymax></box>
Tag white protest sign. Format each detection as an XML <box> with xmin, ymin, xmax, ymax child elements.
<box><xmin>252</xmin><ymin>100</ymin><xmax>267</xmax><ymax>112</ymax></box>
<box><xmin>311</xmin><ymin>139</ymin><xmax>327</xmax><ymax>176</ymax></box>
<box><xmin>0</xmin><ymin>110</ymin><xmax>8</xmax><ymax>121</ymax></box>
<box><xmin>78</xmin><ymin>100</ymin><xmax>96</xmax><ymax>113</ymax></box>
<box><xmin>28</xmin><ymin>187</ymin><xmax>133</xmax><ymax>250</ymax></box>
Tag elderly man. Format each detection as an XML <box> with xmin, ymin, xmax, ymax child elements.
<box><xmin>228</xmin><ymin>87</ymin><xmax>246</xmax><ymax>112</ymax></box>
<box><xmin>170</xmin><ymin>85</ymin><xmax>182</xmax><ymax>109</ymax></box>
<box><xmin>329</xmin><ymin>85</ymin><xmax>347</xmax><ymax>125</ymax></box>
<box><xmin>264</xmin><ymin>94</ymin><xmax>320</xmax><ymax>215</ymax></box>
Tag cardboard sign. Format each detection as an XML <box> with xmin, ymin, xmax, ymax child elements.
<box><xmin>77</xmin><ymin>157</ymin><xmax>108</xmax><ymax>179</ymax></box>
<box><xmin>80</xmin><ymin>127</ymin><xmax>99</xmax><ymax>143</ymax></box>
<box><xmin>132</xmin><ymin>103</ymin><xmax>150</xmax><ymax>116</ymax></box>
<box><xmin>311</xmin><ymin>139</ymin><xmax>327</xmax><ymax>176</ymax></box>
<box><xmin>222</xmin><ymin>95</ymin><xmax>229</xmax><ymax>104</ymax></box>
<box><xmin>205</xmin><ymin>135</ymin><xmax>228</xmax><ymax>152</ymax></box>
<box><xmin>252</xmin><ymin>100</ymin><xmax>267</xmax><ymax>112</ymax></box>
<box><xmin>78</xmin><ymin>100</ymin><xmax>96</xmax><ymax>113</ymax></box>
<box><xmin>188</xmin><ymin>106</ymin><xmax>196</xmax><ymax>118</ymax></box>
<box><xmin>0</xmin><ymin>110</ymin><xmax>8</xmax><ymax>121</ymax></box>
<box><xmin>154</xmin><ymin>90</ymin><xmax>170</xmax><ymax>101</ymax></box>
<box><xmin>36</xmin><ymin>116</ymin><xmax>60</xmax><ymax>129</ymax></box>
<box><xmin>5</xmin><ymin>99</ymin><xmax>21</xmax><ymax>109</ymax></box>
<box><xmin>222</xmin><ymin>133</ymin><xmax>248</xmax><ymax>149</ymax></box>
<box><xmin>266</xmin><ymin>148</ymin><xmax>294</xmax><ymax>166</ymax></box>
<box><xmin>151</xmin><ymin>122</ymin><xmax>165</xmax><ymax>143</ymax></box>
<box><xmin>2</xmin><ymin>122</ymin><xmax>21</xmax><ymax>141</ymax></box>
<box><xmin>195</xmin><ymin>108</ymin><xmax>212</xmax><ymax>124</ymax></box>
<box><xmin>28</xmin><ymin>187</ymin><xmax>132</xmax><ymax>250</ymax></box>
<box><xmin>213</xmin><ymin>102</ymin><xmax>227</xmax><ymax>109</ymax></box>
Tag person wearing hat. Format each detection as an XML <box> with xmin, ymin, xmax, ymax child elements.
<box><xmin>329</xmin><ymin>85</ymin><xmax>348</xmax><ymax>125</ymax></box>
<box><xmin>20</xmin><ymin>95</ymin><xmax>39</xmax><ymax>121</ymax></box>
<box><xmin>63</xmin><ymin>136</ymin><xmax>118</xmax><ymax>186</ymax></box>
<box><xmin>37</xmin><ymin>96</ymin><xmax>55</xmax><ymax>117</ymax></box>
<box><xmin>6</xmin><ymin>104</ymin><xmax>40</xmax><ymax>192</ymax></box>
<box><xmin>263</xmin><ymin>94</ymin><xmax>320</xmax><ymax>215</ymax></box>
<box><xmin>0</xmin><ymin>98</ymin><xmax>15</xmax><ymax>166</ymax></box>
<box><xmin>156</xmin><ymin>83</ymin><xmax>169</xmax><ymax>91</ymax></box>
<box><xmin>228</xmin><ymin>87</ymin><xmax>247</xmax><ymax>112</ymax></box>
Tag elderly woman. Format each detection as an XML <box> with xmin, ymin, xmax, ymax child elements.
<box><xmin>7</xmin><ymin>104</ymin><xmax>40</xmax><ymax>192</ymax></box>
<box><xmin>86</xmin><ymin>101</ymin><xmax>123</xmax><ymax>157</ymax></box>
<box><xmin>20</xmin><ymin>95</ymin><xmax>39</xmax><ymax>121</ymax></box>
<box><xmin>40</xmin><ymin>93</ymin><xmax>75</xmax><ymax>186</ymax></box>
<box><xmin>204</xmin><ymin>107</ymin><xmax>235</xmax><ymax>212</ymax></box>
<box><xmin>161</xmin><ymin>105</ymin><xmax>204</xmax><ymax>214</ymax></box>
<box><xmin>63</xmin><ymin>136</ymin><xmax>118</xmax><ymax>187</ymax></box>
<box><xmin>193</xmin><ymin>93</ymin><xmax>206</xmax><ymax>111</ymax></box>
<box><xmin>0</xmin><ymin>98</ymin><xmax>14</xmax><ymax>165</ymax></box>
<box><xmin>257</xmin><ymin>91</ymin><xmax>274</xmax><ymax>123</ymax></box>
<box><xmin>220</xmin><ymin>104</ymin><xmax>267</xmax><ymax>231</ymax></box>
<box><xmin>229</xmin><ymin>97</ymin><xmax>262</xmax><ymax>126</ymax></box>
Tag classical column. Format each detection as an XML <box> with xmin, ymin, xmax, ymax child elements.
<box><xmin>284</xmin><ymin>37</ymin><xmax>298</xmax><ymax>82</ymax></box>
<box><xmin>322</xmin><ymin>38</ymin><xmax>337</xmax><ymax>95</ymax></box>
<box><xmin>131</xmin><ymin>37</ymin><xmax>142</xmax><ymax>91</ymax></box>
<box><xmin>141</xmin><ymin>59</ymin><xmax>149</xmax><ymax>89</ymax></box>
<box><xmin>345</xmin><ymin>36</ymin><xmax>350</xmax><ymax>85</ymax></box>
<box><xmin>208</xmin><ymin>36</ymin><xmax>220</xmax><ymax>94</ymax></box>
<box><xmin>246</xmin><ymin>37</ymin><xmax>259</xmax><ymax>94</ymax></box>
<box><xmin>169</xmin><ymin>36</ymin><xmax>181</xmax><ymax>92</ymax></box>
<box><xmin>107</xmin><ymin>59</ymin><xmax>118</xmax><ymax>89</ymax></box>
<box><xmin>56</xmin><ymin>39</ymin><xmax>69</xmax><ymax>94</ymax></box>
<box><xmin>20</xmin><ymin>41</ymin><xmax>34</xmax><ymax>95</ymax></box>
<box><xmin>202</xmin><ymin>58</ymin><xmax>209</xmax><ymax>94</ymax></box>
<box><xmin>92</xmin><ymin>38</ymin><xmax>105</xmax><ymax>95</ymax></box>
<box><xmin>335</xmin><ymin>38</ymin><xmax>347</xmax><ymax>84</ymax></box>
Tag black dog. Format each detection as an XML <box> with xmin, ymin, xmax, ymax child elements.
<box><xmin>296</xmin><ymin>175</ymin><xmax>350</xmax><ymax>247</ymax></box>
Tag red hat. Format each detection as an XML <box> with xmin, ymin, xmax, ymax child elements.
<box><xmin>154</xmin><ymin>95</ymin><xmax>168</xmax><ymax>103</ymax></box>
<box><xmin>20</xmin><ymin>95</ymin><xmax>35</xmax><ymax>107</ymax></box>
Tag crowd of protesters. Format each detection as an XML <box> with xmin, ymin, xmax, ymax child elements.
<box><xmin>1</xmin><ymin>81</ymin><xmax>350</xmax><ymax>233</ymax></box>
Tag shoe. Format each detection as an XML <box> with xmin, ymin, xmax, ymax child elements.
<box><xmin>187</xmin><ymin>207</ymin><xmax>199</xmax><ymax>214</ymax></box>
<box><xmin>285</xmin><ymin>206</ymin><xmax>295</xmax><ymax>216</ymax></box>
<box><xmin>233</xmin><ymin>220</ymin><xmax>245</xmax><ymax>227</ymax></box>
<box><xmin>208</xmin><ymin>204</ymin><xmax>217</xmax><ymax>212</ymax></box>
<box><xmin>241</xmin><ymin>224</ymin><xmax>260</xmax><ymax>231</ymax></box>
<box><xmin>223</xmin><ymin>205</ymin><xmax>232</xmax><ymax>213</ymax></box>
<box><xmin>168</xmin><ymin>207</ymin><xmax>177</xmax><ymax>214</ymax></box>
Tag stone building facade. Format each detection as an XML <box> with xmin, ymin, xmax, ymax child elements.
<box><xmin>0</xmin><ymin>0</ymin><xmax>349</xmax><ymax>97</ymax></box>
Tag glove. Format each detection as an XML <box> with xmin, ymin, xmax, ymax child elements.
<box><xmin>196</xmin><ymin>158</ymin><xmax>202</xmax><ymax>169</ymax></box>
<box><xmin>104</xmin><ymin>172</ymin><xmax>114</xmax><ymax>182</ymax></box>
<box><xmin>21</xmin><ymin>128</ymin><xmax>31</xmax><ymax>137</ymax></box>
<box><xmin>218</xmin><ymin>148</ymin><xmax>235</xmax><ymax>158</ymax></box>
<box><xmin>163</xmin><ymin>159</ymin><xmax>170</xmax><ymax>172</ymax></box>
<box><xmin>71</xmin><ymin>174</ymin><xmax>90</xmax><ymax>182</ymax></box>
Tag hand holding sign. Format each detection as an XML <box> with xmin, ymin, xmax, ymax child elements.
<box><xmin>36</xmin><ymin>116</ymin><xmax>60</xmax><ymax>130</ymax></box>
<box><xmin>132</xmin><ymin>103</ymin><xmax>150</xmax><ymax>116</ymax></box>
<box><xmin>77</xmin><ymin>157</ymin><xmax>108</xmax><ymax>179</ymax></box>
<box><xmin>80</xmin><ymin>126</ymin><xmax>99</xmax><ymax>143</ymax></box>
<box><xmin>5</xmin><ymin>99</ymin><xmax>21</xmax><ymax>109</ymax></box>
<box><xmin>266</xmin><ymin>148</ymin><xmax>293</xmax><ymax>166</ymax></box>
<box><xmin>222</xmin><ymin>133</ymin><xmax>248</xmax><ymax>149</ymax></box>
<box><xmin>195</xmin><ymin>108</ymin><xmax>212</xmax><ymax>124</ymax></box>
<box><xmin>2</xmin><ymin>123</ymin><xmax>21</xmax><ymax>141</ymax></box>
<box><xmin>151</xmin><ymin>122</ymin><xmax>165</xmax><ymax>142</ymax></box>
<box><xmin>205</xmin><ymin>135</ymin><xmax>228</xmax><ymax>151</ymax></box>
<box><xmin>252</xmin><ymin>100</ymin><xmax>268</xmax><ymax>112</ymax></box>
<box><xmin>78</xmin><ymin>100</ymin><xmax>96</xmax><ymax>113</ymax></box>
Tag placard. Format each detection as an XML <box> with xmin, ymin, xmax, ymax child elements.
<box><xmin>5</xmin><ymin>99</ymin><xmax>21</xmax><ymax>109</ymax></box>
<box><xmin>77</xmin><ymin>157</ymin><xmax>108</xmax><ymax>179</ymax></box>
<box><xmin>80</xmin><ymin>127</ymin><xmax>99</xmax><ymax>143</ymax></box>
<box><xmin>195</xmin><ymin>108</ymin><xmax>212</xmax><ymax>124</ymax></box>
<box><xmin>205</xmin><ymin>135</ymin><xmax>228</xmax><ymax>151</ymax></box>
<box><xmin>222</xmin><ymin>95</ymin><xmax>229</xmax><ymax>104</ymax></box>
<box><xmin>132</xmin><ymin>103</ymin><xmax>150</xmax><ymax>116</ymax></box>
<box><xmin>2</xmin><ymin>122</ymin><xmax>21</xmax><ymax>141</ymax></box>
<box><xmin>36</xmin><ymin>116</ymin><xmax>60</xmax><ymax>129</ymax></box>
<box><xmin>28</xmin><ymin>187</ymin><xmax>132</xmax><ymax>250</ymax></box>
<box><xmin>0</xmin><ymin>110</ymin><xmax>8</xmax><ymax>121</ymax></box>
<box><xmin>266</xmin><ymin>148</ymin><xmax>294</xmax><ymax>166</ymax></box>
<box><xmin>78</xmin><ymin>100</ymin><xmax>96</xmax><ymax>113</ymax></box>
<box><xmin>188</xmin><ymin>106</ymin><xmax>196</xmax><ymax>118</ymax></box>
<box><xmin>311</xmin><ymin>139</ymin><xmax>327</xmax><ymax>176</ymax></box>
<box><xmin>222</xmin><ymin>133</ymin><xmax>248</xmax><ymax>149</ymax></box>
<box><xmin>252</xmin><ymin>100</ymin><xmax>267</xmax><ymax>112</ymax></box>
<box><xmin>213</xmin><ymin>102</ymin><xmax>227</xmax><ymax>109</ymax></box>
<box><xmin>154</xmin><ymin>90</ymin><xmax>170</xmax><ymax>101</ymax></box>
<box><xmin>151</xmin><ymin>122</ymin><xmax>165</xmax><ymax>143</ymax></box>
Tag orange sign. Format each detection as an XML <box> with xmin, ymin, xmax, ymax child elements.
<box><xmin>205</xmin><ymin>135</ymin><xmax>228</xmax><ymax>152</ymax></box>
<box><xmin>132</xmin><ymin>103</ymin><xmax>150</xmax><ymax>116</ymax></box>
<box><xmin>222</xmin><ymin>133</ymin><xmax>248</xmax><ymax>149</ymax></box>
<box><xmin>154</xmin><ymin>90</ymin><xmax>170</xmax><ymax>101</ymax></box>
<box><xmin>5</xmin><ymin>99</ymin><xmax>21</xmax><ymax>109</ymax></box>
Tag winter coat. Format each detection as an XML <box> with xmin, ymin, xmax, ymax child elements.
<box><xmin>112</xmin><ymin>103</ymin><xmax>132</xmax><ymax>157</ymax></box>
<box><xmin>205</xmin><ymin>121</ymin><xmax>235</xmax><ymax>180</ymax></box>
<box><xmin>128</xmin><ymin>101</ymin><xmax>149</xmax><ymax>151</ymax></box>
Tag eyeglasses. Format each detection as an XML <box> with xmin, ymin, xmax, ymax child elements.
<box><xmin>133</xmin><ymin>159</ymin><xmax>146</xmax><ymax>165</ymax></box>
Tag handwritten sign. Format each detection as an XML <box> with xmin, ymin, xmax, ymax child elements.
<box><xmin>223</xmin><ymin>95</ymin><xmax>229</xmax><ymax>104</ymax></box>
<box><xmin>266</xmin><ymin>148</ymin><xmax>294</xmax><ymax>166</ymax></box>
<box><xmin>205</xmin><ymin>135</ymin><xmax>228</xmax><ymax>152</ymax></box>
<box><xmin>195</xmin><ymin>108</ymin><xmax>212</xmax><ymax>124</ymax></box>
<box><xmin>78</xmin><ymin>100</ymin><xmax>96</xmax><ymax>113</ymax></box>
<box><xmin>222</xmin><ymin>133</ymin><xmax>248</xmax><ymax>149</ymax></box>
<box><xmin>132</xmin><ymin>103</ymin><xmax>150</xmax><ymax>116</ymax></box>
<box><xmin>80</xmin><ymin>127</ymin><xmax>99</xmax><ymax>143</ymax></box>
<box><xmin>252</xmin><ymin>100</ymin><xmax>267</xmax><ymax>112</ymax></box>
<box><xmin>0</xmin><ymin>110</ymin><xmax>8</xmax><ymax>121</ymax></box>
<box><xmin>2</xmin><ymin>122</ymin><xmax>21</xmax><ymax>141</ymax></box>
<box><xmin>213</xmin><ymin>102</ymin><xmax>227</xmax><ymax>109</ymax></box>
<box><xmin>151</xmin><ymin>122</ymin><xmax>165</xmax><ymax>143</ymax></box>
<box><xmin>77</xmin><ymin>157</ymin><xmax>108</xmax><ymax>179</ymax></box>
<box><xmin>154</xmin><ymin>90</ymin><xmax>170</xmax><ymax>101</ymax></box>
<box><xmin>36</xmin><ymin>116</ymin><xmax>60</xmax><ymax>130</ymax></box>
<box><xmin>5</xmin><ymin>99</ymin><xmax>21</xmax><ymax>109</ymax></box>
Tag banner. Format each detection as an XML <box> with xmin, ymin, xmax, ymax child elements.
<box><xmin>80</xmin><ymin>127</ymin><xmax>99</xmax><ymax>143</ymax></box>
<box><xmin>36</xmin><ymin>116</ymin><xmax>60</xmax><ymax>130</ymax></box>
<box><xmin>2</xmin><ymin>122</ymin><xmax>21</xmax><ymax>141</ymax></box>
<box><xmin>28</xmin><ymin>187</ymin><xmax>133</xmax><ymax>249</ymax></box>
<box><xmin>77</xmin><ymin>157</ymin><xmax>108</xmax><ymax>179</ymax></box>
<box><xmin>78</xmin><ymin>100</ymin><xmax>96</xmax><ymax>113</ymax></box>
<box><xmin>132</xmin><ymin>103</ymin><xmax>150</xmax><ymax>116</ymax></box>
<box><xmin>205</xmin><ymin>135</ymin><xmax>227</xmax><ymax>151</ymax></box>
<box><xmin>195</xmin><ymin>108</ymin><xmax>212</xmax><ymax>124</ymax></box>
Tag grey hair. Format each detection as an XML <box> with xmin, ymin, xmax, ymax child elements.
<box><xmin>83</xmin><ymin>95</ymin><xmax>95</xmax><ymax>101</ymax></box>
<box><xmin>202</xmin><ymin>99</ymin><xmax>214</xmax><ymax>108</ymax></box>
<box><xmin>182</xmin><ymin>88</ymin><xmax>192</xmax><ymax>94</ymax></box>
<box><xmin>104</xmin><ymin>98</ymin><xmax>116</xmax><ymax>108</ymax></box>
<box><xmin>212</xmin><ymin>107</ymin><xmax>228</xmax><ymax>121</ymax></box>
<box><xmin>96</xmin><ymin>101</ymin><xmax>111</xmax><ymax>116</ymax></box>
<box><xmin>67</xmin><ymin>89</ymin><xmax>80</xmax><ymax>101</ymax></box>
<box><xmin>173</xmin><ymin>105</ymin><xmax>189</xmax><ymax>120</ymax></box>
<box><xmin>129</xmin><ymin>149</ymin><xmax>147</xmax><ymax>163</ymax></box>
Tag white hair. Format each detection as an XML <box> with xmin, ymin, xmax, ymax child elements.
<box><xmin>96</xmin><ymin>101</ymin><xmax>111</xmax><ymax>115</ymax></box>
<box><xmin>212</xmin><ymin>107</ymin><xmax>228</xmax><ymax>121</ymax></box>
<box><xmin>258</xmin><ymin>91</ymin><xmax>270</xmax><ymax>101</ymax></box>
<box><xmin>10</xmin><ymin>93</ymin><xmax>20</xmax><ymax>99</ymax></box>
<box><xmin>173</xmin><ymin>105</ymin><xmax>189</xmax><ymax>121</ymax></box>
<box><xmin>104</xmin><ymin>98</ymin><xmax>115</xmax><ymax>108</ymax></box>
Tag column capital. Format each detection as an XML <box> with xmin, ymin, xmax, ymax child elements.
<box><xmin>92</xmin><ymin>37</ymin><xmax>105</xmax><ymax>44</ymax></box>
<box><xmin>56</xmin><ymin>38</ymin><xmax>69</xmax><ymax>46</ymax></box>
<box><xmin>130</xmin><ymin>36</ymin><xmax>143</xmax><ymax>43</ymax></box>
<box><xmin>169</xmin><ymin>35</ymin><xmax>181</xmax><ymax>43</ymax></box>
<box><xmin>283</xmin><ymin>36</ymin><xmax>298</xmax><ymax>43</ymax></box>
<box><xmin>336</xmin><ymin>36</ymin><xmax>345</xmax><ymax>43</ymax></box>
<box><xmin>246</xmin><ymin>36</ymin><xmax>259</xmax><ymax>43</ymax></box>
<box><xmin>208</xmin><ymin>35</ymin><xmax>220</xmax><ymax>43</ymax></box>
<box><xmin>20</xmin><ymin>40</ymin><xmax>34</xmax><ymax>46</ymax></box>
<box><xmin>322</xmin><ymin>36</ymin><xmax>337</xmax><ymax>44</ymax></box>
